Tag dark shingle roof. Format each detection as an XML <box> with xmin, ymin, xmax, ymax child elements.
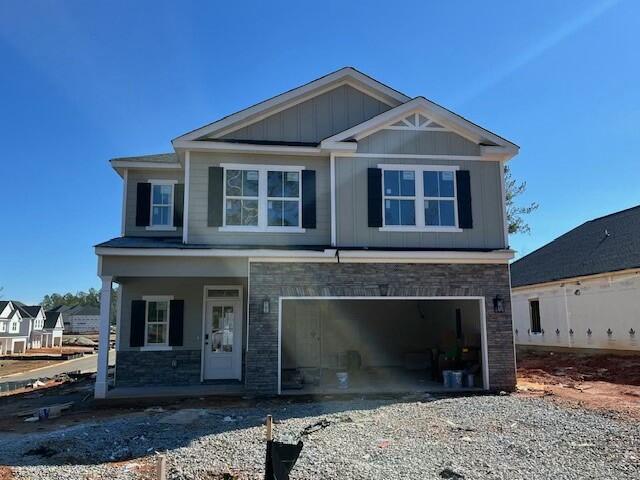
<box><xmin>511</xmin><ymin>205</ymin><xmax>640</xmax><ymax>288</ymax></box>
<box><xmin>44</xmin><ymin>311</ymin><xmax>62</xmax><ymax>329</ymax></box>
<box><xmin>110</xmin><ymin>153</ymin><xmax>178</xmax><ymax>164</ymax></box>
<box><xmin>0</xmin><ymin>301</ymin><xmax>9</xmax><ymax>312</ymax></box>
<box><xmin>20</xmin><ymin>305</ymin><xmax>43</xmax><ymax>318</ymax></box>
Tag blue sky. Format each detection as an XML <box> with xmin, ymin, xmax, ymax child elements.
<box><xmin>1</xmin><ymin>0</ymin><xmax>637</xmax><ymax>303</ymax></box>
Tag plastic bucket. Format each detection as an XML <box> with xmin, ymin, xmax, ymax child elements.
<box><xmin>442</xmin><ymin>370</ymin><xmax>452</xmax><ymax>388</ymax></box>
<box><xmin>336</xmin><ymin>372</ymin><xmax>349</xmax><ymax>389</ymax></box>
<box><xmin>466</xmin><ymin>373</ymin><xmax>475</xmax><ymax>388</ymax></box>
<box><xmin>450</xmin><ymin>371</ymin><xmax>464</xmax><ymax>389</ymax></box>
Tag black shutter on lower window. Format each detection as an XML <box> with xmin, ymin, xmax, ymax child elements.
<box><xmin>135</xmin><ymin>183</ymin><xmax>151</xmax><ymax>227</ymax></box>
<box><xmin>208</xmin><ymin>167</ymin><xmax>224</xmax><ymax>227</ymax></box>
<box><xmin>130</xmin><ymin>300</ymin><xmax>146</xmax><ymax>347</ymax></box>
<box><xmin>456</xmin><ymin>170</ymin><xmax>473</xmax><ymax>229</ymax></box>
<box><xmin>367</xmin><ymin>168</ymin><xmax>383</xmax><ymax>227</ymax></box>
<box><xmin>173</xmin><ymin>183</ymin><xmax>184</xmax><ymax>227</ymax></box>
<box><xmin>169</xmin><ymin>300</ymin><xmax>184</xmax><ymax>347</ymax></box>
<box><xmin>301</xmin><ymin>170</ymin><xmax>316</xmax><ymax>229</ymax></box>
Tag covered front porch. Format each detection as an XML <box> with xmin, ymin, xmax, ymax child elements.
<box><xmin>95</xmin><ymin>253</ymin><xmax>250</xmax><ymax>399</ymax></box>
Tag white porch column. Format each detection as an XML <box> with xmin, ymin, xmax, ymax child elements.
<box><xmin>95</xmin><ymin>276</ymin><xmax>112</xmax><ymax>399</ymax></box>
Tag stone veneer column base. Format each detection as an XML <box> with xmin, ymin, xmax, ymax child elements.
<box><xmin>115</xmin><ymin>350</ymin><xmax>201</xmax><ymax>387</ymax></box>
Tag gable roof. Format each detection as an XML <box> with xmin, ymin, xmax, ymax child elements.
<box><xmin>511</xmin><ymin>205</ymin><xmax>640</xmax><ymax>288</ymax></box>
<box><xmin>14</xmin><ymin>304</ymin><xmax>33</xmax><ymax>318</ymax></box>
<box><xmin>321</xmin><ymin>97</ymin><xmax>518</xmax><ymax>155</ymax></box>
<box><xmin>173</xmin><ymin>67</ymin><xmax>410</xmax><ymax>143</ymax></box>
<box><xmin>44</xmin><ymin>311</ymin><xmax>62</xmax><ymax>329</ymax></box>
<box><xmin>19</xmin><ymin>305</ymin><xmax>43</xmax><ymax>318</ymax></box>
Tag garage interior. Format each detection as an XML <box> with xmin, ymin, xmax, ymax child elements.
<box><xmin>281</xmin><ymin>298</ymin><xmax>486</xmax><ymax>394</ymax></box>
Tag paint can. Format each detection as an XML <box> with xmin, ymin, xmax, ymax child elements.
<box><xmin>450</xmin><ymin>371</ymin><xmax>464</xmax><ymax>389</ymax></box>
<box><xmin>336</xmin><ymin>372</ymin><xmax>349</xmax><ymax>389</ymax></box>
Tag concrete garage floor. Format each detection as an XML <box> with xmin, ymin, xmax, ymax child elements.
<box><xmin>283</xmin><ymin>367</ymin><xmax>483</xmax><ymax>395</ymax></box>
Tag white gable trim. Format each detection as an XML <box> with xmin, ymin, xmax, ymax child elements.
<box><xmin>321</xmin><ymin>97</ymin><xmax>519</xmax><ymax>157</ymax></box>
<box><xmin>172</xmin><ymin>67</ymin><xmax>410</xmax><ymax>143</ymax></box>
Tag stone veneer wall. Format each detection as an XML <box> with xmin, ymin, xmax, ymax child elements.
<box><xmin>115</xmin><ymin>350</ymin><xmax>201</xmax><ymax>387</ymax></box>
<box><xmin>246</xmin><ymin>262</ymin><xmax>515</xmax><ymax>394</ymax></box>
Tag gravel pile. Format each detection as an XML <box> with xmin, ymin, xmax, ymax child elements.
<box><xmin>2</xmin><ymin>394</ymin><xmax>639</xmax><ymax>479</ymax></box>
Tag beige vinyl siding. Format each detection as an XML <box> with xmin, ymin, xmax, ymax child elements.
<box><xmin>357</xmin><ymin>130</ymin><xmax>481</xmax><ymax>156</ymax></box>
<box><xmin>336</xmin><ymin>157</ymin><xmax>505</xmax><ymax>249</ymax></box>
<box><xmin>124</xmin><ymin>169</ymin><xmax>184</xmax><ymax>237</ymax></box>
<box><xmin>217</xmin><ymin>85</ymin><xmax>391</xmax><ymax>143</ymax></box>
<box><xmin>187</xmin><ymin>152</ymin><xmax>331</xmax><ymax>246</ymax></box>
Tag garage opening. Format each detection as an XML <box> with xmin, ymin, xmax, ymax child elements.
<box><xmin>280</xmin><ymin>297</ymin><xmax>487</xmax><ymax>394</ymax></box>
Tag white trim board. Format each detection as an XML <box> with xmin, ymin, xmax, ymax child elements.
<box><xmin>277</xmin><ymin>296</ymin><xmax>490</xmax><ymax>395</ymax></box>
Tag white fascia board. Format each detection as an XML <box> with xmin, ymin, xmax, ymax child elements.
<box><xmin>173</xmin><ymin>140</ymin><xmax>324</xmax><ymax>156</ymax></box>
<box><xmin>110</xmin><ymin>160</ymin><xmax>183</xmax><ymax>169</ymax></box>
<box><xmin>172</xmin><ymin>67</ymin><xmax>410</xmax><ymax>142</ymax></box>
<box><xmin>96</xmin><ymin>246</ymin><xmax>513</xmax><ymax>264</ymax></box>
<box><xmin>321</xmin><ymin>97</ymin><xmax>519</xmax><ymax>154</ymax></box>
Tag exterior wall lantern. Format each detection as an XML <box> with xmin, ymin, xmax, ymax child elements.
<box><xmin>262</xmin><ymin>296</ymin><xmax>270</xmax><ymax>314</ymax></box>
<box><xmin>492</xmin><ymin>295</ymin><xmax>505</xmax><ymax>313</ymax></box>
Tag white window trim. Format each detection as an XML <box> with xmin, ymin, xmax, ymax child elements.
<box><xmin>218</xmin><ymin>163</ymin><xmax>306</xmax><ymax>233</ymax></box>
<box><xmin>141</xmin><ymin>295</ymin><xmax>174</xmax><ymax>350</ymax></box>
<box><xmin>10</xmin><ymin>321</ymin><xmax>19</xmax><ymax>333</ymax></box>
<box><xmin>146</xmin><ymin>180</ymin><xmax>178</xmax><ymax>231</ymax></box>
<box><xmin>378</xmin><ymin>164</ymin><xmax>462</xmax><ymax>233</ymax></box>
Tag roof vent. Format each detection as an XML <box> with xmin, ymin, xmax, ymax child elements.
<box><xmin>604</xmin><ymin>229</ymin><xmax>610</xmax><ymax>238</ymax></box>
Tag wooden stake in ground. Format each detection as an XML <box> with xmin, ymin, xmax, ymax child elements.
<box><xmin>156</xmin><ymin>455</ymin><xmax>166</xmax><ymax>480</ymax></box>
<box><xmin>266</xmin><ymin>414</ymin><xmax>273</xmax><ymax>441</ymax></box>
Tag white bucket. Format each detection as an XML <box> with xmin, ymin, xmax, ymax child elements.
<box><xmin>336</xmin><ymin>371</ymin><xmax>349</xmax><ymax>389</ymax></box>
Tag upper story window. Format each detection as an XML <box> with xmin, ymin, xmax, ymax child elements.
<box><xmin>10</xmin><ymin>321</ymin><xmax>19</xmax><ymax>333</ymax></box>
<box><xmin>221</xmin><ymin>164</ymin><xmax>304</xmax><ymax>232</ymax></box>
<box><xmin>0</xmin><ymin>322</ymin><xmax>6</xmax><ymax>333</ymax></box>
<box><xmin>383</xmin><ymin>170</ymin><xmax>415</xmax><ymax>226</ymax></box>
<box><xmin>150</xmin><ymin>182</ymin><xmax>174</xmax><ymax>228</ymax></box>
<box><xmin>380</xmin><ymin>164</ymin><xmax>461</xmax><ymax>232</ymax></box>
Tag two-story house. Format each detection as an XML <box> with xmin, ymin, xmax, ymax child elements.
<box><xmin>0</xmin><ymin>301</ymin><xmax>30</xmax><ymax>354</ymax></box>
<box><xmin>94</xmin><ymin>67</ymin><xmax>518</xmax><ymax>399</ymax></box>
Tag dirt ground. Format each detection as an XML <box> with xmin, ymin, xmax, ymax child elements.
<box><xmin>0</xmin><ymin>360</ymin><xmax>61</xmax><ymax>378</ymax></box>
<box><xmin>516</xmin><ymin>350</ymin><xmax>640</xmax><ymax>419</ymax></box>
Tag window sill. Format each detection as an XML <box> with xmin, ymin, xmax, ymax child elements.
<box><xmin>140</xmin><ymin>345</ymin><xmax>173</xmax><ymax>351</ymax></box>
<box><xmin>218</xmin><ymin>226</ymin><xmax>306</xmax><ymax>233</ymax></box>
<box><xmin>379</xmin><ymin>226</ymin><xmax>463</xmax><ymax>233</ymax></box>
<box><xmin>146</xmin><ymin>225</ymin><xmax>177</xmax><ymax>232</ymax></box>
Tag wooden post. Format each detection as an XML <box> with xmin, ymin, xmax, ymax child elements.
<box><xmin>156</xmin><ymin>455</ymin><xmax>166</xmax><ymax>480</ymax></box>
<box><xmin>266</xmin><ymin>414</ymin><xmax>273</xmax><ymax>441</ymax></box>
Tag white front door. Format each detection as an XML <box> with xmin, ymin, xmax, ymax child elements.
<box><xmin>203</xmin><ymin>298</ymin><xmax>242</xmax><ymax>380</ymax></box>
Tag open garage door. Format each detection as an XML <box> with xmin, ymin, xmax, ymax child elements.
<box><xmin>279</xmin><ymin>297</ymin><xmax>488</xmax><ymax>394</ymax></box>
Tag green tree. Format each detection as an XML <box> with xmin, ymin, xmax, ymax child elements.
<box><xmin>505</xmin><ymin>165</ymin><xmax>538</xmax><ymax>235</ymax></box>
<box><xmin>41</xmin><ymin>286</ymin><xmax>119</xmax><ymax>323</ymax></box>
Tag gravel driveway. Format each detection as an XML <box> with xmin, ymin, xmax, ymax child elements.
<box><xmin>1</xmin><ymin>394</ymin><xmax>638</xmax><ymax>479</ymax></box>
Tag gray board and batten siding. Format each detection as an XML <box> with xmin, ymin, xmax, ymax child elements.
<box><xmin>215</xmin><ymin>84</ymin><xmax>392</xmax><ymax>144</ymax></box>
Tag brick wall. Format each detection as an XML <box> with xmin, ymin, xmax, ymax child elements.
<box><xmin>247</xmin><ymin>262</ymin><xmax>515</xmax><ymax>394</ymax></box>
<box><xmin>115</xmin><ymin>350</ymin><xmax>201</xmax><ymax>387</ymax></box>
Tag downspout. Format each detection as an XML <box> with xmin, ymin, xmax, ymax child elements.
<box><xmin>563</xmin><ymin>284</ymin><xmax>572</xmax><ymax>348</ymax></box>
<box><xmin>182</xmin><ymin>150</ymin><xmax>191</xmax><ymax>244</ymax></box>
<box><xmin>330</xmin><ymin>153</ymin><xmax>337</xmax><ymax>247</ymax></box>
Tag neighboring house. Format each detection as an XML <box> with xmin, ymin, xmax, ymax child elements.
<box><xmin>50</xmin><ymin>304</ymin><xmax>100</xmax><ymax>333</ymax></box>
<box><xmin>43</xmin><ymin>311</ymin><xmax>64</xmax><ymax>347</ymax></box>
<box><xmin>511</xmin><ymin>206</ymin><xmax>640</xmax><ymax>352</ymax></box>
<box><xmin>94</xmin><ymin>67</ymin><xmax>519</xmax><ymax>399</ymax></box>
<box><xmin>15</xmin><ymin>304</ymin><xmax>47</xmax><ymax>349</ymax></box>
<box><xmin>0</xmin><ymin>301</ymin><xmax>30</xmax><ymax>354</ymax></box>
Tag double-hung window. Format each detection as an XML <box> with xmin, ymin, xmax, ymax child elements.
<box><xmin>424</xmin><ymin>170</ymin><xmax>457</xmax><ymax>227</ymax></box>
<box><xmin>10</xmin><ymin>321</ymin><xmax>19</xmax><ymax>333</ymax></box>
<box><xmin>144</xmin><ymin>297</ymin><xmax>170</xmax><ymax>346</ymax></box>
<box><xmin>222</xmin><ymin>164</ymin><xmax>303</xmax><ymax>232</ymax></box>
<box><xmin>225</xmin><ymin>169</ymin><xmax>259</xmax><ymax>226</ymax></box>
<box><xmin>148</xmin><ymin>180</ymin><xmax>176</xmax><ymax>229</ymax></box>
<box><xmin>379</xmin><ymin>164</ymin><xmax>460</xmax><ymax>232</ymax></box>
<box><xmin>0</xmin><ymin>322</ymin><xmax>6</xmax><ymax>333</ymax></box>
<box><xmin>383</xmin><ymin>170</ymin><xmax>416</xmax><ymax>226</ymax></box>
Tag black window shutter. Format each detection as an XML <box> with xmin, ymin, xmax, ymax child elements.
<box><xmin>456</xmin><ymin>170</ymin><xmax>473</xmax><ymax>229</ymax></box>
<box><xmin>301</xmin><ymin>170</ymin><xmax>316</xmax><ymax>229</ymax></box>
<box><xmin>367</xmin><ymin>168</ymin><xmax>383</xmax><ymax>227</ymax></box>
<box><xmin>173</xmin><ymin>183</ymin><xmax>184</xmax><ymax>227</ymax></box>
<box><xmin>130</xmin><ymin>300</ymin><xmax>146</xmax><ymax>347</ymax></box>
<box><xmin>135</xmin><ymin>183</ymin><xmax>151</xmax><ymax>227</ymax></box>
<box><xmin>169</xmin><ymin>299</ymin><xmax>184</xmax><ymax>347</ymax></box>
<box><xmin>208</xmin><ymin>167</ymin><xmax>224</xmax><ymax>227</ymax></box>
